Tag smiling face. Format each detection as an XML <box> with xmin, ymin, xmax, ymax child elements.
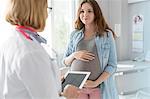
<box><xmin>79</xmin><ymin>3</ymin><xmax>95</xmax><ymax>26</ymax></box>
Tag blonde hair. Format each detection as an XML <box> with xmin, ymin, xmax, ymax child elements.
<box><xmin>5</xmin><ymin>0</ymin><xmax>48</xmax><ymax>32</ymax></box>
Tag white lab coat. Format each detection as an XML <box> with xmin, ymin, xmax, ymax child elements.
<box><xmin>0</xmin><ymin>29</ymin><xmax>65</xmax><ymax>99</ymax></box>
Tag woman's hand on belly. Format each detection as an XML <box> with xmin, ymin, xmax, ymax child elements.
<box><xmin>73</xmin><ymin>50</ymin><xmax>95</xmax><ymax>62</ymax></box>
<box><xmin>83</xmin><ymin>80</ymin><xmax>99</xmax><ymax>88</ymax></box>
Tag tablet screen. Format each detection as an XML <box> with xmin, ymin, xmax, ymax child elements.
<box><xmin>62</xmin><ymin>71</ymin><xmax>90</xmax><ymax>91</ymax></box>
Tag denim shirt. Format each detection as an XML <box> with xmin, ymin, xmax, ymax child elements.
<box><xmin>63</xmin><ymin>28</ymin><xmax>119</xmax><ymax>99</ymax></box>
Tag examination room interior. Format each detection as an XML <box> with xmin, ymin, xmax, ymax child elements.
<box><xmin>0</xmin><ymin>0</ymin><xmax>150</xmax><ymax>99</ymax></box>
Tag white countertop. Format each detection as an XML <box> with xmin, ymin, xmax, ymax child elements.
<box><xmin>116</xmin><ymin>60</ymin><xmax>150</xmax><ymax>73</ymax></box>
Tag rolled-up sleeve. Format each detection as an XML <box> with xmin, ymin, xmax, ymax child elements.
<box><xmin>104</xmin><ymin>32</ymin><xmax>117</xmax><ymax>75</ymax></box>
<box><xmin>62</xmin><ymin>32</ymin><xmax>75</xmax><ymax>67</ymax></box>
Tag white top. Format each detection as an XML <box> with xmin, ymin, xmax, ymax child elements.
<box><xmin>0</xmin><ymin>29</ymin><xmax>65</xmax><ymax>99</ymax></box>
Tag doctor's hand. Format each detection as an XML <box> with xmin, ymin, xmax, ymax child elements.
<box><xmin>73</xmin><ymin>50</ymin><xmax>95</xmax><ymax>62</ymax></box>
<box><xmin>62</xmin><ymin>84</ymin><xmax>80</xmax><ymax>99</ymax></box>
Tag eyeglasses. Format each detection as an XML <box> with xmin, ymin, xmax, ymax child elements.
<box><xmin>47</xmin><ymin>7</ymin><xmax>52</xmax><ymax>13</ymax></box>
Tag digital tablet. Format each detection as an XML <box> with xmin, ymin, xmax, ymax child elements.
<box><xmin>62</xmin><ymin>71</ymin><xmax>91</xmax><ymax>91</ymax></box>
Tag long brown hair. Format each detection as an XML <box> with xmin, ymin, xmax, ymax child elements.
<box><xmin>5</xmin><ymin>0</ymin><xmax>48</xmax><ymax>32</ymax></box>
<box><xmin>75</xmin><ymin>0</ymin><xmax>116</xmax><ymax>38</ymax></box>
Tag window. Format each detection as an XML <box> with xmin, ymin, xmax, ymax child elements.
<box><xmin>52</xmin><ymin>0</ymin><xmax>74</xmax><ymax>52</ymax></box>
<box><xmin>0</xmin><ymin>0</ymin><xmax>12</xmax><ymax>46</ymax></box>
<box><xmin>42</xmin><ymin>0</ymin><xmax>76</xmax><ymax>67</ymax></box>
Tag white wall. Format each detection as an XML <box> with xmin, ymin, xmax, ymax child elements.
<box><xmin>101</xmin><ymin>0</ymin><xmax>150</xmax><ymax>61</ymax></box>
<box><xmin>109</xmin><ymin>0</ymin><xmax>129</xmax><ymax>61</ymax></box>
<box><xmin>96</xmin><ymin>0</ymin><xmax>110</xmax><ymax>24</ymax></box>
<box><xmin>128</xmin><ymin>1</ymin><xmax>150</xmax><ymax>59</ymax></box>
<box><xmin>97</xmin><ymin>0</ymin><xmax>129</xmax><ymax>61</ymax></box>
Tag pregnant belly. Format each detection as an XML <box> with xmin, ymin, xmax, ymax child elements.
<box><xmin>71</xmin><ymin>60</ymin><xmax>90</xmax><ymax>71</ymax></box>
<box><xmin>71</xmin><ymin>59</ymin><xmax>101</xmax><ymax>80</ymax></box>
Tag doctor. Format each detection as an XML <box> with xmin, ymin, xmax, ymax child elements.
<box><xmin>0</xmin><ymin>0</ymin><xmax>79</xmax><ymax>99</ymax></box>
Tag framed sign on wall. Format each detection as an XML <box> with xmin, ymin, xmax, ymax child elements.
<box><xmin>132</xmin><ymin>14</ymin><xmax>144</xmax><ymax>53</ymax></box>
